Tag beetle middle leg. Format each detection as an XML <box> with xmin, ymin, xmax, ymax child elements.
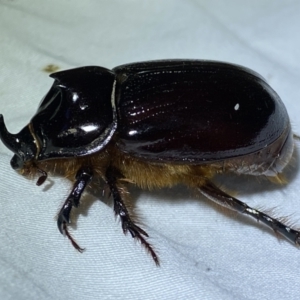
<box><xmin>57</xmin><ymin>166</ymin><xmax>93</xmax><ymax>252</ymax></box>
<box><xmin>105</xmin><ymin>166</ymin><xmax>160</xmax><ymax>265</ymax></box>
<box><xmin>198</xmin><ymin>180</ymin><xmax>300</xmax><ymax>245</ymax></box>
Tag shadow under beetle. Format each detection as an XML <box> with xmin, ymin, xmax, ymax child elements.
<box><xmin>0</xmin><ymin>60</ymin><xmax>298</xmax><ymax>265</ymax></box>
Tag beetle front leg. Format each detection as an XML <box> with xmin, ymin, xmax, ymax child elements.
<box><xmin>105</xmin><ymin>166</ymin><xmax>160</xmax><ymax>265</ymax></box>
<box><xmin>198</xmin><ymin>181</ymin><xmax>300</xmax><ymax>246</ymax></box>
<box><xmin>57</xmin><ymin>166</ymin><xmax>93</xmax><ymax>252</ymax></box>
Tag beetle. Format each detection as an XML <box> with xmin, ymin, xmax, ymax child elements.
<box><xmin>0</xmin><ymin>59</ymin><xmax>298</xmax><ymax>265</ymax></box>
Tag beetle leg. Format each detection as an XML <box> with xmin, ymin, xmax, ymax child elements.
<box><xmin>57</xmin><ymin>166</ymin><xmax>93</xmax><ymax>252</ymax></box>
<box><xmin>198</xmin><ymin>181</ymin><xmax>300</xmax><ymax>246</ymax></box>
<box><xmin>105</xmin><ymin>166</ymin><xmax>160</xmax><ymax>266</ymax></box>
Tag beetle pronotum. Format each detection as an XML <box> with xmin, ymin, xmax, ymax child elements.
<box><xmin>0</xmin><ymin>60</ymin><xmax>298</xmax><ymax>265</ymax></box>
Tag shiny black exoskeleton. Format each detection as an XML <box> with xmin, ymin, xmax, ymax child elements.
<box><xmin>0</xmin><ymin>60</ymin><xmax>298</xmax><ymax>265</ymax></box>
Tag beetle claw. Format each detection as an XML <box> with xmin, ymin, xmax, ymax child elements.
<box><xmin>62</xmin><ymin>221</ymin><xmax>85</xmax><ymax>253</ymax></box>
<box><xmin>57</xmin><ymin>204</ymin><xmax>85</xmax><ymax>252</ymax></box>
<box><xmin>126</xmin><ymin>223</ymin><xmax>149</xmax><ymax>238</ymax></box>
<box><xmin>57</xmin><ymin>211</ymin><xmax>84</xmax><ymax>252</ymax></box>
<box><xmin>120</xmin><ymin>217</ymin><xmax>159</xmax><ymax>265</ymax></box>
<box><xmin>57</xmin><ymin>212</ymin><xmax>70</xmax><ymax>234</ymax></box>
<box><xmin>124</xmin><ymin>221</ymin><xmax>159</xmax><ymax>265</ymax></box>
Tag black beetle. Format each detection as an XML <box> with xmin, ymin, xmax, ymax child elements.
<box><xmin>0</xmin><ymin>60</ymin><xmax>298</xmax><ymax>265</ymax></box>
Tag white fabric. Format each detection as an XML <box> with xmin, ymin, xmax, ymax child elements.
<box><xmin>0</xmin><ymin>1</ymin><xmax>300</xmax><ymax>299</ymax></box>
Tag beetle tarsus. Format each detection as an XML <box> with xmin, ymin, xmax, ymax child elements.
<box><xmin>62</xmin><ymin>220</ymin><xmax>85</xmax><ymax>253</ymax></box>
<box><xmin>57</xmin><ymin>166</ymin><xmax>93</xmax><ymax>251</ymax></box>
<box><xmin>106</xmin><ymin>166</ymin><xmax>160</xmax><ymax>266</ymax></box>
<box><xmin>198</xmin><ymin>180</ymin><xmax>300</xmax><ymax>246</ymax></box>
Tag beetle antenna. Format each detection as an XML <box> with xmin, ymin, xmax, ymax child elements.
<box><xmin>36</xmin><ymin>168</ymin><xmax>48</xmax><ymax>186</ymax></box>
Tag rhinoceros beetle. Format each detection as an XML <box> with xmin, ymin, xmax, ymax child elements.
<box><xmin>0</xmin><ymin>60</ymin><xmax>298</xmax><ymax>265</ymax></box>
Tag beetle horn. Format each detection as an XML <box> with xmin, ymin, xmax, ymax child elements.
<box><xmin>0</xmin><ymin>114</ymin><xmax>20</xmax><ymax>152</ymax></box>
<box><xmin>0</xmin><ymin>114</ymin><xmax>37</xmax><ymax>169</ymax></box>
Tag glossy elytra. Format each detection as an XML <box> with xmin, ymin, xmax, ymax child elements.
<box><xmin>0</xmin><ymin>60</ymin><xmax>298</xmax><ymax>265</ymax></box>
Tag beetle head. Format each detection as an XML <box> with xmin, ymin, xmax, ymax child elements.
<box><xmin>0</xmin><ymin>66</ymin><xmax>117</xmax><ymax>169</ymax></box>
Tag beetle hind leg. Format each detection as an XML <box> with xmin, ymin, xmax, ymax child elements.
<box><xmin>198</xmin><ymin>180</ymin><xmax>300</xmax><ymax>246</ymax></box>
<box><xmin>105</xmin><ymin>166</ymin><xmax>160</xmax><ymax>266</ymax></box>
